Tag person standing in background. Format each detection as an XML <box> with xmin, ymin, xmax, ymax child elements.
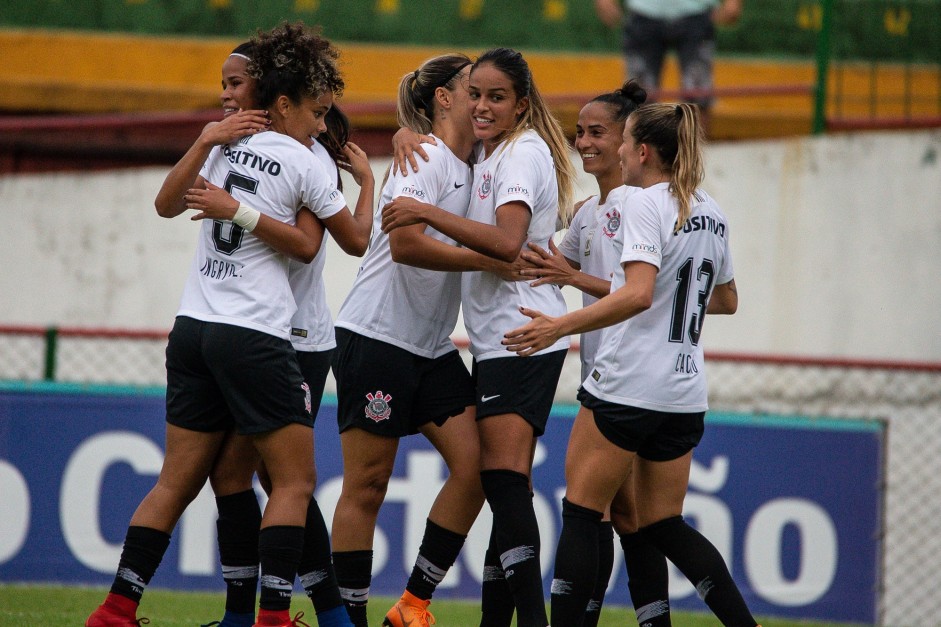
<box><xmin>594</xmin><ymin>0</ymin><xmax>742</xmax><ymax>126</ymax></box>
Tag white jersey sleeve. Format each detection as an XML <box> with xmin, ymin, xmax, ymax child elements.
<box><xmin>619</xmin><ymin>191</ymin><xmax>666</xmax><ymax>270</ymax></box>
<box><xmin>297</xmin><ymin>156</ymin><xmax>345</xmax><ymax>222</ymax></box>
<box><xmin>556</xmin><ymin>200</ymin><xmax>590</xmax><ymax>263</ymax></box>
<box><xmin>288</xmin><ymin>140</ymin><xmax>340</xmax><ymax>352</ymax></box>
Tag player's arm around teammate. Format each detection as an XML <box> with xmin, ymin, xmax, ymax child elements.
<box><xmin>327</xmin><ymin>55</ymin><xmax>488</xmax><ymax>627</ymax></box>
<box><xmin>185</xmin><ymin>43</ymin><xmax>355</xmax><ymax>627</ymax></box>
<box><xmin>383</xmin><ymin>48</ymin><xmax>576</xmax><ymax>627</ymax></box>
<box><xmin>155</xmin><ymin>44</ymin><xmax>326</xmax><ymax>267</ymax></box>
<box><xmin>86</xmin><ymin>23</ymin><xmax>351</xmax><ymax>627</ymax></box>
<box><xmin>504</xmin><ymin>103</ymin><xmax>754</xmax><ymax>627</ymax></box>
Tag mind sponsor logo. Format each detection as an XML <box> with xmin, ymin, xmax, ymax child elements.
<box><xmin>631</xmin><ymin>241</ymin><xmax>658</xmax><ymax>255</ymax></box>
<box><xmin>401</xmin><ymin>185</ymin><xmax>426</xmax><ymax>199</ymax></box>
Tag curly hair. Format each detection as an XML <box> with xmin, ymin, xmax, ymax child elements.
<box><xmin>247</xmin><ymin>21</ymin><xmax>344</xmax><ymax>109</ymax></box>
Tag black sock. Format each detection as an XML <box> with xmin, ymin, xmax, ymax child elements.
<box><xmin>109</xmin><ymin>526</ymin><xmax>171</xmax><ymax>603</ymax></box>
<box><xmin>216</xmin><ymin>490</ymin><xmax>261</xmax><ymax>614</ymax></box>
<box><xmin>258</xmin><ymin>525</ymin><xmax>304</xmax><ymax>612</ymax></box>
<box><xmin>643</xmin><ymin>516</ymin><xmax>757</xmax><ymax>627</ymax></box>
<box><xmin>582</xmin><ymin>521</ymin><xmax>614</xmax><ymax>627</ymax></box>
<box><xmin>480</xmin><ymin>469</ymin><xmax>547</xmax><ymax>627</ymax></box>
<box><xmin>405</xmin><ymin>518</ymin><xmax>467</xmax><ymax>601</ymax></box>
<box><xmin>550</xmin><ymin>498</ymin><xmax>603</xmax><ymax>627</ymax></box>
<box><xmin>297</xmin><ymin>497</ymin><xmax>344</xmax><ymax>613</ymax></box>
<box><xmin>480</xmin><ymin>524</ymin><xmax>515</xmax><ymax>627</ymax></box>
<box><xmin>333</xmin><ymin>549</ymin><xmax>372</xmax><ymax>627</ymax></box>
<box><xmin>620</xmin><ymin>530</ymin><xmax>671</xmax><ymax>627</ymax></box>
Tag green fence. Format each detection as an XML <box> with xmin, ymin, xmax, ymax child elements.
<box><xmin>2</xmin><ymin>0</ymin><xmax>939</xmax><ymax>61</ymax></box>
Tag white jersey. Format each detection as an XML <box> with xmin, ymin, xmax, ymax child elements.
<box><xmin>288</xmin><ymin>140</ymin><xmax>339</xmax><ymax>352</ymax></box>
<box><xmin>178</xmin><ymin>131</ymin><xmax>345</xmax><ymax>339</ymax></box>
<box><xmin>582</xmin><ymin>182</ymin><xmax>734</xmax><ymax>412</ymax></box>
<box><xmin>462</xmin><ymin>129</ymin><xmax>570</xmax><ymax>360</ymax></box>
<box><xmin>557</xmin><ymin>185</ymin><xmax>641</xmax><ymax>380</ymax></box>
<box><xmin>336</xmin><ymin>136</ymin><xmax>472</xmax><ymax>358</ymax></box>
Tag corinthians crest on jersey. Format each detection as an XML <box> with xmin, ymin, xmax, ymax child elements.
<box><xmin>602</xmin><ymin>208</ymin><xmax>620</xmax><ymax>238</ymax></box>
<box><xmin>477</xmin><ymin>171</ymin><xmax>492</xmax><ymax>200</ymax></box>
<box><xmin>365</xmin><ymin>390</ymin><xmax>393</xmax><ymax>422</ymax></box>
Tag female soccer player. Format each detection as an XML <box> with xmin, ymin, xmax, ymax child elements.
<box><xmin>196</xmin><ymin>41</ymin><xmax>365</xmax><ymax>627</ymax></box>
<box><xmin>503</xmin><ymin>102</ymin><xmax>757</xmax><ymax>627</ymax></box>
<box><xmin>85</xmin><ymin>23</ymin><xmax>371</xmax><ymax>627</ymax></box>
<box><xmin>327</xmin><ymin>54</ymin><xmax>484</xmax><ymax>627</ymax></box>
<box><xmin>521</xmin><ymin>79</ymin><xmax>647</xmax><ymax>627</ymax></box>
<box><xmin>382</xmin><ymin>47</ymin><xmax>576</xmax><ymax>627</ymax></box>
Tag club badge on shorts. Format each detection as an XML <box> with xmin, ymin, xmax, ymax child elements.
<box><xmin>365</xmin><ymin>390</ymin><xmax>393</xmax><ymax>422</ymax></box>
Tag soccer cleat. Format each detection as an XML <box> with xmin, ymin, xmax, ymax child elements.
<box><xmin>382</xmin><ymin>591</ymin><xmax>436</xmax><ymax>627</ymax></box>
<box><xmin>200</xmin><ymin>611</ymin><xmax>255</xmax><ymax>627</ymax></box>
<box><xmin>252</xmin><ymin>611</ymin><xmax>311</xmax><ymax>627</ymax></box>
<box><xmin>85</xmin><ymin>603</ymin><xmax>150</xmax><ymax>626</ymax></box>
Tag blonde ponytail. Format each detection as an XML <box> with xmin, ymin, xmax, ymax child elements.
<box><xmin>629</xmin><ymin>102</ymin><xmax>706</xmax><ymax>233</ymax></box>
<box><xmin>396</xmin><ymin>54</ymin><xmax>472</xmax><ymax>135</ymax></box>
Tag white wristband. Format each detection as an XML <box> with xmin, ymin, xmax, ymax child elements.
<box><xmin>232</xmin><ymin>203</ymin><xmax>261</xmax><ymax>232</ymax></box>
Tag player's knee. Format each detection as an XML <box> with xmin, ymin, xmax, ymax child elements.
<box><xmin>344</xmin><ymin>469</ymin><xmax>391</xmax><ymax>511</ymax></box>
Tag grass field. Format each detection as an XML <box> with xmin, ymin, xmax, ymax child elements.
<box><xmin>0</xmin><ymin>583</ymin><xmax>867</xmax><ymax>626</ymax></box>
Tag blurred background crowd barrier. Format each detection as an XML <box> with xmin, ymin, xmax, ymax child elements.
<box><xmin>1</xmin><ymin>0</ymin><xmax>940</xmax><ymax>174</ymax></box>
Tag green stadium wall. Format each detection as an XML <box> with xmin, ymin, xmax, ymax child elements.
<box><xmin>2</xmin><ymin>0</ymin><xmax>939</xmax><ymax>62</ymax></box>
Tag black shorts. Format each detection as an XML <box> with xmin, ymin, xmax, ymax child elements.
<box><xmin>332</xmin><ymin>328</ymin><xmax>475</xmax><ymax>437</ymax></box>
<box><xmin>577</xmin><ymin>388</ymin><xmax>704</xmax><ymax>461</ymax></box>
<box><xmin>165</xmin><ymin>316</ymin><xmax>312</xmax><ymax>435</ymax></box>
<box><xmin>472</xmin><ymin>350</ymin><xmax>566</xmax><ymax>437</ymax></box>
<box><xmin>296</xmin><ymin>348</ymin><xmax>334</xmax><ymax>425</ymax></box>
<box><xmin>622</xmin><ymin>10</ymin><xmax>715</xmax><ymax>108</ymax></box>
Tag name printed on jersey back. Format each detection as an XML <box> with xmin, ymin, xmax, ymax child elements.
<box><xmin>222</xmin><ymin>144</ymin><xmax>282</xmax><ymax>176</ymax></box>
<box><xmin>674</xmin><ymin>214</ymin><xmax>726</xmax><ymax>237</ymax></box>
<box><xmin>200</xmin><ymin>257</ymin><xmax>243</xmax><ymax>280</ymax></box>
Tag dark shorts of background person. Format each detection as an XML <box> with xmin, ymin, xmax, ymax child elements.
<box><xmin>165</xmin><ymin>316</ymin><xmax>313</xmax><ymax>435</ymax></box>
<box><xmin>332</xmin><ymin>328</ymin><xmax>475</xmax><ymax>438</ymax></box>
<box><xmin>622</xmin><ymin>9</ymin><xmax>716</xmax><ymax>109</ymax></box>
<box><xmin>472</xmin><ymin>349</ymin><xmax>566</xmax><ymax>437</ymax></box>
<box><xmin>296</xmin><ymin>348</ymin><xmax>334</xmax><ymax>425</ymax></box>
<box><xmin>577</xmin><ymin>387</ymin><xmax>705</xmax><ymax>461</ymax></box>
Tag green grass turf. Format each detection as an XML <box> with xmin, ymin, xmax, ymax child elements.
<box><xmin>0</xmin><ymin>583</ymin><xmax>868</xmax><ymax>626</ymax></box>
